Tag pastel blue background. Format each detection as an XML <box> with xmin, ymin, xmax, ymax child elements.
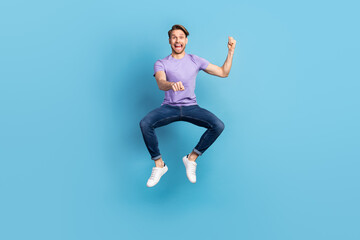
<box><xmin>1</xmin><ymin>0</ymin><xmax>359</xmax><ymax>239</ymax></box>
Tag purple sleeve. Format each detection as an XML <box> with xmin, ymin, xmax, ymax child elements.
<box><xmin>153</xmin><ymin>60</ymin><xmax>165</xmax><ymax>77</ymax></box>
<box><xmin>194</xmin><ymin>55</ymin><xmax>210</xmax><ymax>71</ymax></box>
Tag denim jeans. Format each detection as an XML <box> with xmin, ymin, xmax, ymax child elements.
<box><xmin>139</xmin><ymin>104</ymin><xmax>225</xmax><ymax>160</ymax></box>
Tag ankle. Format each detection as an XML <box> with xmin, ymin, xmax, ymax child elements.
<box><xmin>188</xmin><ymin>152</ymin><xmax>199</xmax><ymax>161</ymax></box>
<box><xmin>155</xmin><ymin>158</ymin><xmax>165</xmax><ymax>168</ymax></box>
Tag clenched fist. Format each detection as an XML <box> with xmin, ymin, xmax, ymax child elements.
<box><xmin>171</xmin><ymin>81</ymin><xmax>185</xmax><ymax>91</ymax></box>
<box><xmin>228</xmin><ymin>36</ymin><xmax>236</xmax><ymax>52</ymax></box>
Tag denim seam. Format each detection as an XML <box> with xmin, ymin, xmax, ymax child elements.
<box><xmin>193</xmin><ymin>148</ymin><xmax>203</xmax><ymax>155</ymax></box>
<box><xmin>152</xmin><ymin>116</ymin><xmax>179</xmax><ymax>128</ymax></box>
<box><xmin>195</xmin><ymin>130</ymin><xmax>210</xmax><ymax>154</ymax></box>
<box><xmin>152</xmin><ymin>155</ymin><xmax>162</xmax><ymax>160</ymax></box>
<box><xmin>181</xmin><ymin>116</ymin><xmax>214</xmax><ymax>128</ymax></box>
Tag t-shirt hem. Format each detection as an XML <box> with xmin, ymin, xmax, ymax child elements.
<box><xmin>161</xmin><ymin>102</ymin><xmax>198</xmax><ymax>107</ymax></box>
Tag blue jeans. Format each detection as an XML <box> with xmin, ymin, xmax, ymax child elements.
<box><xmin>139</xmin><ymin>104</ymin><xmax>225</xmax><ymax>160</ymax></box>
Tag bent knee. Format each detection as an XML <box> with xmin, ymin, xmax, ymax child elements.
<box><xmin>139</xmin><ymin>118</ymin><xmax>150</xmax><ymax>129</ymax></box>
<box><xmin>214</xmin><ymin>120</ymin><xmax>225</xmax><ymax>133</ymax></box>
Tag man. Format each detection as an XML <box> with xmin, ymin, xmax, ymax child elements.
<box><xmin>140</xmin><ymin>24</ymin><xmax>236</xmax><ymax>187</ymax></box>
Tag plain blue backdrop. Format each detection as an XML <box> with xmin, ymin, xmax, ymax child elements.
<box><xmin>1</xmin><ymin>0</ymin><xmax>359</xmax><ymax>239</ymax></box>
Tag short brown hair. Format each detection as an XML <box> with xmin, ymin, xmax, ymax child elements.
<box><xmin>168</xmin><ymin>24</ymin><xmax>189</xmax><ymax>38</ymax></box>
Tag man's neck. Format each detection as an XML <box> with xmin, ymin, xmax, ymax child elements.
<box><xmin>171</xmin><ymin>51</ymin><xmax>186</xmax><ymax>59</ymax></box>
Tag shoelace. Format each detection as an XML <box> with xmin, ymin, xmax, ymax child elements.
<box><xmin>149</xmin><ymin>168</ymin><xmax>160</xmax><ymax>180</ymax></box>
<box><xmin>187</xmin><ymin>162</ymin><xmax>196</xmax><ymax>175</ymax></box>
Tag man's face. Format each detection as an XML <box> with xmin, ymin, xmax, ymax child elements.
<box><xmin>169</xmin><ymin>29</ymin><xmax>188</xmax><ymax>54</ymax></box>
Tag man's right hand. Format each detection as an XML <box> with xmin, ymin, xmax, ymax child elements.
<box><xmin>171</xmin><ymin>81</ymin><xmax>185</xmax><ymax>91</ymax></box>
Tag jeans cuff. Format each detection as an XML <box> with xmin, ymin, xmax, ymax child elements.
<box><xmin>193</xmin><ymin>148</ymin><xmax>202</xmax><ymax>156</ymax></box>
<box><xmin>151</xmin><ymin>155</ymin><xmax>162</xmax><ymax>161</ymax></box>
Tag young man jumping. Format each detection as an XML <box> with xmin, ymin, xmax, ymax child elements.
<box><xmin>139</xmin><ymin>24</ymin><xmax>236</xmax><ymax>187</ymax></box>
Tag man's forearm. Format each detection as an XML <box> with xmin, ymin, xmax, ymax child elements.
<box><xmin>158</xmin><ymin>80</ymin><xmax>174</xmax><ymax>91</ymax></box>
<box><xmin>222</xmin><ymin>50</ymin><xmax>234</xmax><ymax>77</ymax></box>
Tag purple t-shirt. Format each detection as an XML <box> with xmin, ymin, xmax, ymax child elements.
<box><xmin>153</xmin><ymin>53</ymin><xmax>210</xmax><ymax>106</ymax></box>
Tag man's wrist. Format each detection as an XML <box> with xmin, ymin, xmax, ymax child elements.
<box><xmin>169</xmin><ymin>82</ymin><xmax>175</xmax><ymax>91</ymax></box>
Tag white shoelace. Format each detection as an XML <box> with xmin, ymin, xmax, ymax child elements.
<box><xmin>149</xmin><ymin>168</ymin><xmax>159</xmax><ymax>180</ymax></box>
<box><xmin>187</xmin><ymin>162</ymin><xmax>196</xmax><ymax>175</ymax></box>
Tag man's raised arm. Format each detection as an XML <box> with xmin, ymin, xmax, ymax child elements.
<box><xmin>204</xmin><ymin>36</ymin><xmax>236</xmax><ymax>78</ymax></box>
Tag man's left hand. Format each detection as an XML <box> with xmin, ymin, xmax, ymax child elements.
<box><xmin>227</xmin><ymin>36</ymin><xmax>236</xmax><ymax>52</ymax></box>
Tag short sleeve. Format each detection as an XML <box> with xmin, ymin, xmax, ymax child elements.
<box><xmin>153</xmin><ymin>60</ymin><xmax>165</xmax><ymax>77</ymax></box>
<box><xmin>193</xmin><ymin>54</ymin><xmax>210</xmax><ymax>71</ymax></box>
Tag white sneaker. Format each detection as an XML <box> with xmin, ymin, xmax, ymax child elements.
<box><xmin>182</xmin><ymin>154</ymin><xmax>197</xmax><ymax>183</ymax></box>
<box><xmin>146</xmin><ymin>164</ymin><xmax>168</xmax><ymax>187</ymax></box>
